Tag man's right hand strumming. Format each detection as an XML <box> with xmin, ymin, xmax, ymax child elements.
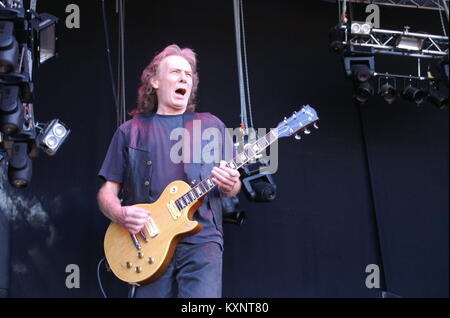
<box><xmin>97</xmin><ymin>180</ymin><xmax>149</xmax><ymax>235</ymax></box>
<box><xmin>117</xmin><ymin>206</ymin><xmax>149</xmax><ymax>235</ymax></box>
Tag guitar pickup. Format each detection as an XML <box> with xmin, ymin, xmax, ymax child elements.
<box><xmin>145</xmin><ymin>216</ymin><xmax>159</xmax><ymax>238</ymax></box>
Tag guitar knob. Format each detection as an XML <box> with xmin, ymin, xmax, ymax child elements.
<box><xmin>313</xmin><ymin>123</ymin><xmax>319</xmax><ymax>129</ymax></box>
<box><xmin>304</xmin><ymin>128</ymin><xmax>311</xmax><ymax>135</ymax></box>
<box><xmin>294</xmin><ymin>134</ymin><xmax>302</xmax><ymax>140</ymax></box>
<box><xmin>126</xmin><ymin>262</ymin><xmax>132</xmax><ymax>269</ymax></box>
<box><xmin>135</xmin><ymin>266</ymin><xmax>142</xmax><ymax>273</ymax></box>
<box><xmin>147</xmin><ymin>257</ymin><xmax>155</xmax><ymax>264</ymax></box>
<box><xmin>138</xmin><ymin>252</ymin><xmax>144</xmax><ymax>259</ymax></box>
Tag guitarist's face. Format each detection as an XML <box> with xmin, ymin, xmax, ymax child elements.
<box><xmin>151</xmin><ymin>55</ymin><xmax>193</xmax><ymax>115</ymax></box>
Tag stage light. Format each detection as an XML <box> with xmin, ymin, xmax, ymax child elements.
<box><xmin>221</xmin><ymin>196</ymin><xmax>247</xmax><ymax>226</ymax></box>
<box><xmin>440</xmin><ymin>55</ymin><xmax>449</xmax><ymax>86</ymax></box>
<box><xmin>0</xmin><ymin>21</ymin><xmax>19</xmax><ymax>74</ymax></box>
<box><xmin>351</xmin><ymin>63</ymin><xmax>372</xmax><ymax>82</ymax></box>
<box><xmin>240</xmin><ymin>160</ymin><xmax>277</xmax><ymax>202</ymax></box>
<box><xmin>37</xmin><ymin>119</ymin><xmax>70</xmax><ymax>156</ymax></box>
<box><xmin>402</xmin><ymin>84</ymin><xmax>426</xmax><ymax>105</ymax></box>
<box><xmin>428</xmin><ymin>88</ymin><xmax>448</xmax><ymax>110</ymax></box>
<box><xmin>379</xmin><ymin>82</ymin><xmax>397</xmax><ymax>104</ymax></box>
<box><xmin>351</xmin><ymin>21</ymin><xmax>372</xmax><ymax>35</ymax></box>
<box><xmin>0</xmin><ymin>85</ymin><xmax>24</xmax><ymax>135</ymax></box>
<box><xmin>32</xmin><ymin>13</ymin><xmax>58</xmax><ymax>64</ymax></box>
<box><xmin>344</xmin><ymin>57</ymin><xmax>375</xmax><ymax>104</ymax></box>
<box><xmin>329</xmin><ymin>26</ymin><xmax>346</xmax><ymax>54</ymax></box>
<box><xmin>7</xmin><ymin>141</ymin><xmax>32</xmax><ymax>188</ymax></box>
<box><xmin>396</xmin><ymin>35</ymin><xmax>424</xmax><ymax>51</ymax></box>
<box><xmin>354</xmin><ymin>81</ymin><xmax>374</xmax><ymax>104</ymax></box>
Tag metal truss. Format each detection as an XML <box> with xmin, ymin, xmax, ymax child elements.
<box><xmin>341</xmin><ymin>25</ymin><xmax>449</xmax><ymax>59</ymax></box>
<box><xmin>328</xmin><ymin>0</ymin><xmax>449</xmax><ymax>11</ymax></box>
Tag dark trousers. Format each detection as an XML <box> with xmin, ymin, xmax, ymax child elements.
<box><xmin>132</xmin><ymin>241</ymin><xmax>223</xmax><ymax>298</ymax></box>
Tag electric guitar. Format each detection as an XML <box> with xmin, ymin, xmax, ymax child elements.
<box><xmin>104</xmin><ymin>105</ymin><xmax>319</xmax><ymax>285</ymax></box>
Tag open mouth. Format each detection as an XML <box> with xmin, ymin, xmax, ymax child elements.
<box><xmin>175</xmin><ymin>88</ymin><xmax>187</xmax><ymax>97</ymax></box>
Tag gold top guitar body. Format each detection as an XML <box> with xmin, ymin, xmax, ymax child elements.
<box><xmin>104</xmin><ymin>180</ymin><xmax>203</xmax><ymax>285</ymax></box>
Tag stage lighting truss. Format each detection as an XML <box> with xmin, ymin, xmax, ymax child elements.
<box><xmin>338</xmin><ymin>24</ymin><xmax>448</xmax><ymax>59</ymax></box>
<box><xmin>328</xmin><ymin>0</ymin><xmax>449</xmax><ymax>11</ymax></box>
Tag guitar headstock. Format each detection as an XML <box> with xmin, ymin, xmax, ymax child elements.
<box><xmin>276</xmin><ymin>105</ymin><xmax>319</xmax><ymax>140</ymax></box>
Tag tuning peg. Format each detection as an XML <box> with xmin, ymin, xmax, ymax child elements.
<box><xmin>283</xmin><ymin>117</ymin><xmax>288</xmax><ymax>123</ymax></box>
<box><xmin>304</xmin><ymin>128</ymin><xmax>311</xmax><ymax>135</ymax></box>
<box><xmin>294</xmin><ymin>134</ymin><xmax>302</xmax><ymax>140</ymax></box>
<box><xmin>313</xmin><ymin>123</ymin><xmax>319</xmax><ymax>129</ymax></box>
<box><xmin>292</xmin><ymin>111</ymin><xmax>297</xmax><ymax>118</ymax></box>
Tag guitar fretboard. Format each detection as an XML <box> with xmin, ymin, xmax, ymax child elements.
<box><xmin>174</xmin><ymin>129</ymin><xmax>279</xmax><ymax>210</ymax></box>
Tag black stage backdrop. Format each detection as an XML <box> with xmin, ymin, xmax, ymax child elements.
<box><xmin>0</xmin><ymin>0</ymin><xmax>447</xmax><ymax>298</ymax></box>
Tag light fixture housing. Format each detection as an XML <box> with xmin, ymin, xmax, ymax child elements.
<box><xmin>37</xmin><ymin>119</ymin><xmax>70</xmax><ymax>155</ymax></box>
<box><xmin>402</xmin><ymin>84</ymin><xmax>426</xmax><ymax>105</ymax></box>
<box><xmin>32</xmin><ymin>13</ymin><xmax>59</xmax><ymax>65</ymax></box>
<box><xmin>396</xmin><ymin>35</ymin><xmax>424</xmax><ymax>51</ymax></box>
<box><xmin>0</xmin><ymin>21</ymin><xmax>19</xmax><ymax>74</ymax></box>
<box><xmin>0</xmin><ymin>85</ymin><xmax>24</xmax><ymax>135</ymax></box>
<box><xmin>7</xmin><ymin>141</ymin><xmax>32</xmax><ymax>188</ymax></box>
<box><xmin>379</xmin><ymin>82</ymin><xmax>397</xmax><ymax>104</ymax></box>
<box><xmin>351</xmin><ymin>21</ymin><xmax>372</xmax><ymax>35</ymax></box>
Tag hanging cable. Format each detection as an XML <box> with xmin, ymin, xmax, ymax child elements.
<box><xmin>114</xmin><ymin>0</ymin><xmax>127</xmax><ymax>127</ymax></box>
<box><xmin>233</xmin><ymin>0</ymin><xmax>248</xmax><ymax>130</ymax></box>
<box><xmin>239</xmin><ymin>0</ymin><xmax>254</xmax><ymax>129</ymax></box>
<box><xmin>101</xmin><ymin>0</ymin><xmax>119</xmax><ymax>111</ymax></box>
<box><xmin>97</xmin><ymin>257</ymin><xmax>108</xmax><ymax>298</ymax></box>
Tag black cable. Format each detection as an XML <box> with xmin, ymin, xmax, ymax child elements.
<box><xmin>97</xmin><ymin>257</ymin><xmax>108</xmax><ymax>298</ymax></box>
<box><xmin>101</xmin><ymin>0</ymin><xmax>119</xmax><ymax>112</ymax></box>
<box><xmin>355</xmin><ymin>101</ymin><xmax>389</xmax><ymax>294</ymax></box>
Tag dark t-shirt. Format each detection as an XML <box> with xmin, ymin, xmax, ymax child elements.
<box><xmin>98</xmin><ymin>113</ymin><xmax>223</xmax><ymax>247</ymax></box>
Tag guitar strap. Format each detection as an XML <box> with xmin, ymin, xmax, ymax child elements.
<box><xmin>182</xmin><ymin>111</ymin><xmax>197</xmax><ymax>184</ymax></box>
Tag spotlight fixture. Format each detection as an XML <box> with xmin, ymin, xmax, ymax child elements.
<box><xmin>7</xmin><ymin>141</ymin><xmax>32</xmax><ymax>188</ymax></box>
<box><xmin>379</xmin><ymin>82</ymin><xmax>397</xmax><ymax>104</ymax></box>
<box><xmin>0</xmin><ymin>85</ymin><xmax>24</xmax><ymax>135</ymax></box>
<box><xmin>396</xmin><ymin>27</ymin><xmax>424</xmax><ymax>51</ymax></box>
<box><xmin>221</xmin><ymin>196</ymin><xmax>246</xmax><ymax>226</ymax></box>
<box><xmin>344</xmin><ymin>56</ymin><xmax>375</xmax><ymax>104</ymax></box>
<box><xmin>402</xmin><ymin>84</ymin><xmax>426</xmax><ymax>105</ymax></box>
<box><xmin>0</xmin><ymin>21</ymin><xmax>19</xmax><ymax>74</ymax></box>
<box><xmin>428</xmin><ymin>87</ymin><xmax>449</xmax><ymax>110</ymax></box>
<box><xmin>36</xmin><ymin>119</ymin><xmax>70</xmax><ymax>155</ymax></box>
<box><xmin>440</xmin><ymin>55</ymin><xmax>449</xmax><ymax>86</ymax></box>
<box><xmin>329</xmin><ymin>25</ymin><xmax>346</xmax><ymax>53</ymax></box>
<box><xmin>351</xmin><ymin>63</ymin><xmax>372</xmax><ymax>82</ymax></box>
<box><xmin>32</xmin><ymin>13</ymin><xmax>59</xmax><ymax>65</ymax></box>
<box><xmin>351</xmin><ymin>21</ymin><xmax>372</xmax><ymax>35</ymax></box>
<box><xmin>240</xmin><ymin>160</ymin><xmax>277</xmax><ymax>202</ymax></box>
<box><xmin>354</xmin><ymin>81</ymin><xmax>374</xmax><ymax>104</ymax></box>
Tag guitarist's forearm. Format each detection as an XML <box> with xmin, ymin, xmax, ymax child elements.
<box><xmin>97</xmin><ymin>185</ymin><xmax>123</xmax><ymax>223</ymax></box>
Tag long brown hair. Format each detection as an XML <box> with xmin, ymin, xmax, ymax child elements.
<box><xmin>130</xmin><ymin>44</ymin><xmax>199</xmax><ymax>115</ymax></box>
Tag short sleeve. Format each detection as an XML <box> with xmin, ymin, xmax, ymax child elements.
<box><xmin>98</xmin><ymin>128</ymin><xmax>127</xmax><ymax>183</ymax></box>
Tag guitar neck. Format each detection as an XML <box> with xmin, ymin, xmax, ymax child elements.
<box><xmin>173</xmin><ymin>129</ymin><xmax>279</xmax><ymax>210</ymax></box>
